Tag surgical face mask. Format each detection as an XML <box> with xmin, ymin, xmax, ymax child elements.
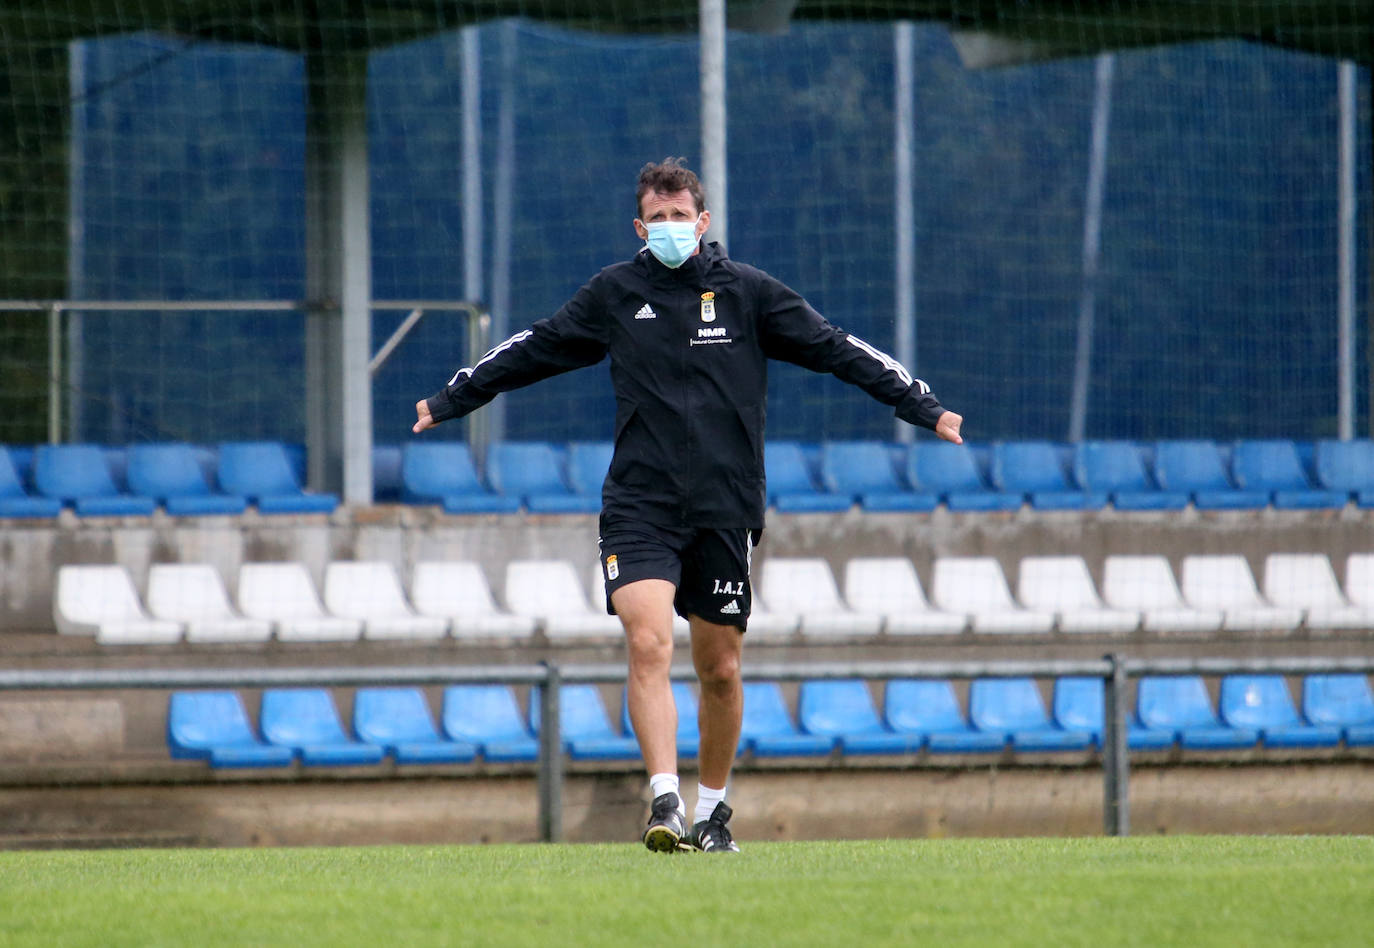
<box><xmin>644</xmin><ymin>214</ymin><xmax>702</xmax><ymax>268</ymax></box>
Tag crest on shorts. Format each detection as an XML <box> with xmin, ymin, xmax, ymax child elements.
<box><xmin>605</xmin><ymin>555</ymin><xmax>619</xmax><ymax>581</ymax></box>
<box><xmin>700</xmin><ymin>292</ymin><xmax>716</xmax><ymax>323</ymax></box>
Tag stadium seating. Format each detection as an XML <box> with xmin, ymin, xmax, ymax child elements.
<box><xmin>1151</xmin><ymin>440</ymin><xmax>1267</xmax><ymax>510</ymax></box>
<box><xmin>166</xmin><ymin>691</ymin><xmax>295</xmax><ymax>768</ymax></box>
<box><xmin>504</xmin><ymin>560</ymin><xmax>623</xmax><ymax>638</ymax></box>
<box><xmin>1312</xmin><ymin>438</ymin><xmax>1374</xmax><ymax>507</ymax></box>
<box><xmin>53</xmin><ymin>564</ymin><xmax>184</xmax><ymax>644</ymax></box>
<box><xmin>372</xmin><ymin>444</ymin><xmax>404</xmax><ymax>503</ymax></box>
<box><xmin>797</xmin><ymin>679</ymin><xmax>922</xmax><ymax>754</ymax></box>
<box><xmin>217</xmin><ymin>441</ymin><xmax>338</xmax><ymax>514</ymax></box>
<box><xmin>440</xmin><ymin>684</ymin><xmax>539</xmax><ymax>762</ymax></box>
<box><xmin>33</xmin><ymin>444</ymin><xmax>157</xmax><ymax>516</ymax></box>
<box><xmin>1302</xmin><ymin>674</ymin><xmax>1374</xmax><ymax>746</ymax></box>
<box><xmin>990</xmin><ymin>441</ymin><xmax>1107</xmax><ymax>511</ymax></box>
<box><xmin>1016</xmin><ymin>556</ymin><xmax>1140</xmax><ymax>634</ymax></box>
<box><xmin>968</xmin><ymin>678</ymin><xmax>1094</xmax><ymax>751</ymax></box>
<box><xmin>907</xmin><ymin>442</ymin><xmax>1022</xmax><ymax>512</ymax></box>
<box><xmin>758</xmin><ymin>558</ymin><xmax>882</xmax><ymax>637</ymax></box>
<box><xmin>1179</xmin><ymin>555</ymin><xmax>1303</xmax><ymax>633</ymax></box>
<box><xmin>529</xmin><ymin>684</ymin><xmax>640</xmax><ymax>761</ymax></box>
<box><xmin>236</xmin><ymin>562</ymin><xmax>363</xmax><ymax>642</ymax></box>
<box><xmin>621</xmin><ymin>681</ymin><xmax>700</xmax><ymax>758</ymax></box>
<box><xmin>0</xmin><ymin>446</ymin><xmax>62</xmax><ymax>518</ymax></box>
<box><xmin>1262</xmin><ymin>553</ymin><xmax>1374</xmax><ymax>632</ymax></box>
<box><xmin>1342</xmin><ymin>554</ymin><xmax>1374</xmax><ymax>613</ymax></box>
<box><xmin>738</xmin><ymin>586</ymin><xmax>802</xmax><ymax>638</ymax></box>
<box><xmin>842</xmin><ymin>557</ymin><xmax>967</xmax><ymax>635</ymax></box>
<box><xmin>1217</xmin><ymin>675</ymin><xmax>1343</xmax><ymax>748</ymax></box>
<box><xmin>1100</xmin><ymin>555</ymin><xmax>1223</xmax><ymax>635</ymax></box>
<box><xmin>1136</xmin><ymin>676</ymin><xmax>1258</xmax><ymax>749</ymax></box>
<box><xmin>488</xmin><ymin>441</ymin><xmax>599</xmax><ymax>513</ymax></box>
<box><xmin>1071</xmin><ymin>440</ymin><xmax>1188</xmax><ymax>511</ymax></box>
<box><xmin>146</xmin><ymin>564</ymin><xmax>272</xmax><ymax>643</ymax></box>
<box><xmin>882</xmin><ymin>679</ymin><xmax>1005</xmax><ymax>752</ymax></box>
<box><xmin>126</xmin><ymin>443</ymin><xmax>247</xmax><ymax>515</ymax></box>
<box><xmin>739</xmin><ymin>682</ymin><xmax>834</xmax><ymax>757</ymax></box>
<box><xmin>322</xmin><ymin>561</ymin><xmax>448</xmax><ymax>640</ymax></box>
<box><xmin>352</xmin><ymin>687</ymin><xmax>478</xmax><ymax>764</ymax></box>
<box><xmin>1050</xmin><ymin>677</ymin><xmax>1175</xmax><ymax>750</ymax></box>
<box><xmin>820</xmin><ymin>441</ymin><xmax>935</xmax><ymax>512</ymax></box>
<box><xmin>400</xmin><ymin>442</ymin><xmax>521</xmax><ymax>513</ymax></box>
<box><xmin>931</xmin><ymin>557</ymin><xmax>1055</xmax><ymax>634</ymax></box>
<box><xmin>259</xmin><ymin>688</ymin><xmax>386</xmax><ymax>765</ymax></box>
<box><xmin>1229</xmin><ymin>439</ymin><xmax>1346</xmax><ymax>510</ymax></box>
<box><xmin>764</xmin><ymin>441</ymin><xmax>851</xmax><ymax>513</ymax></box>
<box><xmin>410</xmin><ymin>561</ymin><xmax>537</xmax><ymax>640</ymax></box>
<box><xmin>566</xmin><ymin>441</ymin><xmax>613</xmax><ymax>502</ymax></box>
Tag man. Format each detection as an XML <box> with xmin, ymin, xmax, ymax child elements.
<box><xmin>414</xmin><ymin>158</ymin><xmax>963</xmax><ymax>854</ymax></box>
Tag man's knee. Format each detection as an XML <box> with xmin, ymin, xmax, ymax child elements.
<box><xmin>624</xmin><ymin>621</ymin><xmax>674</xmax><ymax>672</ymax></box>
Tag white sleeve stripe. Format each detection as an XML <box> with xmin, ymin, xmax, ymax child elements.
<box><xmin>446</xmin><ymin>367</ymin><xmax>472</xmax><ymax>386</ymax></box>
<box><xmin>447</xmin><ymin>329</ymin><xmax>535</xmax><ymax>385</ymax></box>
<box><xmin>845</xmin><ymin>334</ymin><xmax>915</xmax><ymax>388</ymax></box>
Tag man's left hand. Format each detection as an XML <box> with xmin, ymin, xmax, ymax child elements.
<box><xmin>934</xmin><ymin>411</ymin><xmax>963</xmax><ymax>445</ymax></box>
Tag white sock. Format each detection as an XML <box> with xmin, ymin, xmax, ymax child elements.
<box><xmin>695</xmin><ymin>783</ymin><xmax>727</xmax><ymax>825</ymax></box>
<box><xmin>649</xmin><ymin>772</ymin><xmax>682</xmax><ymax>809</ymax></box>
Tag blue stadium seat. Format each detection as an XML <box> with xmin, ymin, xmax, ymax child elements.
<box><xmin>1072</xmin><ymin>441</ymin><xmax>1189</xmax><ymax>511</ymax></box>
<box><xmin>217</xmin><ymin>442</ymin><xmax>338</xmax><ymax>514</ymax></box>
<box><xmin>1230</xmin><ymin>440</ymin><xmax>1346</xmax><ymax>510</ymax></box>
<box><xmin>127</xmin><ymin>443</ymin><xmax>247</xmax><ymax>515</ymax></box>
<box><xmin>907</xmin><ymin>442</ymin><xmax>1022</xmax><ymax>512</ymax></box>
<box><xmin>0</xmin><ymin>446</ymin><xmax>62</xmax><ymax>518</ymax></box>
<box><xmin>372</xmin><ymin>444</ymin><xmax>404</xmax><ymax>502</ymax></box>
<box><xmin>798</xmin><ymin>679</ymin><xmax>922</xmax><ymax>754</ymax></box>
<box><xmin>441</xmin><ymin>684</ymin><xmax>539</xmax><ymax>762</ymax></box>
<box><xmin>1218</xmin><ymin>675</ymin><xmax>1342</xmax><ymax>749</ymax></box>
<box><xmin>1303</xmin><ymin>674</ymin><xmax>1374</xmax><ymax>746</ymax></box>
<box><xmin>259</xmin><ymin>688</ymin><xmax>385</xmax><ymax>765</ymax></box>
<box><xmin>33</xmin><ymin>444</ymin><xmax>157</xmax><ymax>516</ymax></box>
<box><xmin>567</xmin><ymin>441</ymin><xmax>613</xmax><ymax>502</ymax></box>
<box><xmin>739</xmin><ymin>682</ymin><xmax>834</xmax><ymax>757</ymax></box>
<box><xmin>488</xmin><ymin>441</ymin><xmax>599</xmax><ymax>514</ymax></box>
<box><xmin>883</xmin><ymin>679</ymin><xmax>1005</xmax><ymax>753</ymax></box>
<box><xmin>968</xmin><ymin>678</ymin><xmax>1094</xmax><ymax>751</ymax></box>
<box><xmin>1136</xmin><ymin>676</ymin><xmax>1258</xmax><ymax>749</ymax></box>
<box><xmin>400</xmin><ymin>442</ymin><xmax>521</xmax><ymax>513</ymax></box>
<box><xmin>622</xmin><ymin>681</ymin><xmax>700</xmax><ymax>758</ymax></box>
<box><xmin>353</xmin><ymin>687</ymin><xmax>478</xmax><ymax>764</ymax></box>
<box><xmin>166</xmin><ymin>691</ymin><xmax>295</xmax><ymax>768</ymax></box>
<box><xmin>1312</xmin><ymin>439</ymin><xmax>1374</xmax><ymax>508</ymax></box>
<box><xmin>1151</xmin><ymin>440</ymin><xmax>1267</xmax><ymax>510</ymax></box>
<box><xmin>764</xmin><ymin>442</ymin><xmax>850</xmax><ymax>513</ymax></box>
<box><xmin>820</xmin><ymin>441</ymin><xmax>935</xmax><ymax>512</ymax></box>
<box><xmin>1051</xmin><ymin>677</ymin><xmax>1175</xmax><ymax>751</ymax></box>
<box><xmin>529</xmin><ymin>684</ymin><xmax>640</xmax><ymax>761</ymax></box>
<box><xmin>991</xmin><ymin>441</ymin><xmax>1106</xmax><ymax>511</ymax></box>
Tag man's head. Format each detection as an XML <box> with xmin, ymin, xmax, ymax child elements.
<box><xmin>635</xmin><ymin>157</ymin><xmax>706</xmax><ymax>220</ymax></box>
<box><xmin>634</xmin><ymin>158</ymin><xmax>711</xmax><ymax>267</ymax></box>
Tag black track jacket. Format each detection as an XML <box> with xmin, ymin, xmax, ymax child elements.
<box><xmin>425</xmin><ymin>241</ymin><xmax>948</xmax><ymax>530</ymax></box>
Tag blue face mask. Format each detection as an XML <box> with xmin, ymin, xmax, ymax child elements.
<box><xmin>644</xmin><ymin>215</ymin><xmax>702</xmax><ymax>269</ymax></box>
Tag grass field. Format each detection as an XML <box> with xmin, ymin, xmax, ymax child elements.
<box><xmin>3</xmin><ymin>836</ymin><xmax>1371</xmax><ymax>946</ymax></box>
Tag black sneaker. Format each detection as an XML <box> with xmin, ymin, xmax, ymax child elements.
<box><xmin>642</xmin><ymin>792</ymin><xmax>687</xmax><ymax>853</ymax></box>
<box><xmin>683</xmin><ymin>802</ymin><xmax>741</xmax><ymax>853</ymax></box>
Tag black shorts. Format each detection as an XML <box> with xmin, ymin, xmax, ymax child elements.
<box><xmin>598</xmin><ymin>514</ymin><xmax>760</xmax><ymax>631</ymax></box>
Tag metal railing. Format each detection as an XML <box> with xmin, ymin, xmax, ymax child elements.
<box><xmin>2</xmin><ymin>653</ymin><xmax>1372</xmax><ymax>842</ymax></box>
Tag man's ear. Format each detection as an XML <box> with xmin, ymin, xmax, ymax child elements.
<box><xmin>696</xmin><ymin>209</ymin><xmax>711</xmax><ymax>237</ymax></box>
<box><xmin>633</xmin><ymin>218</ymin><xmax>649</xmax><ymax>241</ymax></box>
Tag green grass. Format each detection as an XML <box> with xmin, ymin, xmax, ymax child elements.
<box><xmin>2</xmin><ymin>836</ymin><xmax>1371</xmax><ymax>947</ymax></box>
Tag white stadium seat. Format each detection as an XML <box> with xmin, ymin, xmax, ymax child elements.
<box><xmin>842</xmin><ymin>557</ymin><xmax>966</xmax><ymax>635</ymax></box>
<box><xmin>1263</xmin><ymin>553</ymin><xmax>1374</xmax><ymax>632</ymax></box>
<box><xmin>146</xmin><ymin>563</ymin><xmax>272</xmax><ymax>643</ymax></box>
<box><xmin>1016</xmin><ymin>555</ymin><xmax>1140</xmax><ymax>635</ymax></box>
<box><xmin>1179</xmin><ymin>554</ymin><xmax>1303</xmax><ymax>633</ymax></box>
<box><xmin>759</xmin><ymin>557</ymin><xmax>881</xmax><ymax>637</ymax></box>
<box><xmin>412</xmin><ymin>561</ymin><xmax>537</xmax><ymax>640</ymax></box>
<box><xmin>504</xmin><ymin>560</ymin><xmax>623</xmax><ymax>639</ymax></box>
<box><xmin>931</xmin><ymin>557</ymin><xmax>1055</xmax><ymax>634</ymax></box>
<box><xmin>1100</xmin><ymin>555</ymin><xmax>1222</xmax><ymax>635</ymax></box>
<box><xmin>1344</xmin><ymin>554</ymin><xmax>1374</xmax><ymax>610</ymax></box>
<box><xmin>236</xmin><ymin>562</ymin><xmax>362</xmax><ymax>642</ymax></box>
<box><xmin>323</xmin><ymin>561</ymin><xmax>448</xmax><ymax>640</ymax></box>
<box><xmin>53</xmin><ymin>564</ymin><xmax>183</xmax><ymax>644</ymax></box>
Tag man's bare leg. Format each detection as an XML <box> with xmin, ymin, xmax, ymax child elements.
<box><xmin>688</xmin><ymin>614</ymin><xmax>744</xmax><ymax>850</ymax></box>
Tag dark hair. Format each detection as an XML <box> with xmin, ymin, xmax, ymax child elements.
<box><xmin>636</xmin><ymin>157</ymin><xmax>707</xmax><ymax>218</ymax></box>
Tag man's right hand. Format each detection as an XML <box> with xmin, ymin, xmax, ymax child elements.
<box><xmin>413</xmin><ymin>399</ymin><xmax>436</xmax><ymax>434</ymax></box>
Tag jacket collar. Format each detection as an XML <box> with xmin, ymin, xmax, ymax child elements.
<box><xmin>636</xmin><ymin>241</ymin><xmax>738</xmax><ymax>287</ymax></box>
